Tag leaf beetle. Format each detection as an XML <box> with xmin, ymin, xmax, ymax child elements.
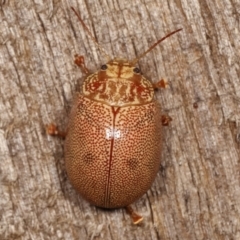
<box><xmin>47</xmin><ymin>7</ymin><xmax>182</xmax><ymax>224</ymax></box>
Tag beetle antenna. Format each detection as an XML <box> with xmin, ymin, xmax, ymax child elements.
<box><xmin>130</xmin><ymin>28</ymin><xmax>182</xmax><ymax>65</ymax></box>
<box><xmin>71</xmin><ymin>7</ymin><xmax>111</xmax><ymax>62</ymax></box>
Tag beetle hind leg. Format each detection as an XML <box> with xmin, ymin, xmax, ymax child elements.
<box><xmin>46</xmin><ymin>123</ymin><xmax>66</xmax><ymax>139</ymax></box>
<box><xmin>125</xmin><ymin>205</ymin><xmax>143</xmax><ymax>225</ymax></box>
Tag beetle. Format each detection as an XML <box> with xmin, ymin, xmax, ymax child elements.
<box><xmin>47</xmin><ymin>7</ymin><xmax>182</xmax><ymax>224</ymax></box>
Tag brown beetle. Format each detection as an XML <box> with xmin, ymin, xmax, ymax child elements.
<box><xmin>47</xmin><ymin>7</ymin><xmax>182</xmax><ymax>224</ymax></box>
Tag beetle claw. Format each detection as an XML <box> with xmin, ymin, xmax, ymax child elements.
<box><xmin>153</xmin><ymin>79</ymin><xmax>168</xmax><ymax>90</ymax></box>
<box><xmin>46</xmin><ymin>123</ymin><xmax>66</xmax><ymax>139</ymax></box>
<box><xmin>161</xmin><ymin>115</ymin><xmax>172</xmax><ymax>126</ymax></box>
<box><xmin>125</xmin><ymin>205</ymin><xmax>143</xmax><ymax>225</ymax></box>
<box><xmin>74</xmin><ymin>54</ymin><xmax>90</xmax><ymax>74</ymax></box>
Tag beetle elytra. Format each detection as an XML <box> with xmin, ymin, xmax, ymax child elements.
<box><xmin>47</xmin><ymin>7</ymin><xmax>182</xmax><ymax>224</ymax></box>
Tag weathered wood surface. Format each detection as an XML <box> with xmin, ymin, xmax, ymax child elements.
<box><xmin>1</xmin><ymin>0</ymin><xmax>240</xmax><ymax>239</ymax></box>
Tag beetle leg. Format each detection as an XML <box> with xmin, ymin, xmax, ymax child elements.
<box><xmin>125</xmin><ymin>205</ymin><xmax>143</xmax><ymax>225</ymax></box>
<box><xmin>153</xmin><ymin>79</ymin><xmax>168</xmax><ymax>90</ymax></box>
<box><xmin>74</xmin><ymin>54</ymin><xmax>90</xmax><ymax>74</ymax></box>
<box><xmin>46</xmin><ymin>123</ymin><xmax>66</xmax><ymax>139</ymax></box>
<box><xmin>162</xmin><ymin>115</ymin><xmax>172</xmax><ymax>126</ymax></box>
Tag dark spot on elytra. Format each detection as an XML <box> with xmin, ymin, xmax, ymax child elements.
<box><xmin>126</xmin><ymin>158</ymin><xmax>139</xmax><ymax>170</ymax></box>
<box><xmin>83</xmin><ymin>153</ymin><xmax>94</xmax><ymax>164</ymax></box>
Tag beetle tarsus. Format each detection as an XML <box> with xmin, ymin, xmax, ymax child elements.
<box><xmin>125</xmin><ymin>205</ymin><xmax>143</xmax><ymax>225</ymax></box>
<box><xmin>74</xmin><ymin>54</ymin><xmax>90</xmax><ymax>74</ymax></box>
<box><xmin>161</xmin><ymin>115</ymin><xmax>172</xmax><ymax>126</ymax></box>
<box><xmin>46</xmin><ymin>123</ymin><xmax>66</xmax><ymax>139</ymax></box>
<box><xmin>153</xmin><ymin>79</ymin><xmax>168</xmax><ymax>90</ymax></box>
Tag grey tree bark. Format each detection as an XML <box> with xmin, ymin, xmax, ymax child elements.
<box><xmin>1</xmin><ymin>0</ymin><xmax>240</xmax><ymax>239</ymax></box>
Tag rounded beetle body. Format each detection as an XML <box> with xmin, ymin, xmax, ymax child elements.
<box><xmin>64</xmin><ymin>59</ymin><xmax>162</xmax><ymax>208</ymax></box>
<box><xmin>47</xmin><ymin>9</ymin><xmax>181</xmax><ymax>222</ymax></box>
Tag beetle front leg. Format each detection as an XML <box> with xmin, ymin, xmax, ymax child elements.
<box><xmin>153</xmin><ymin>79</ymin><xmax>172</xmax><ymax>126</ymax></box>
<box><xmin>46</xmin><ymin>123</ymin><xmax>67</xmax><ymax>139</ymax></box>
<box><xmin>153</xmin><ymin>79</ymin><xmax>168</xmax><ymax>90</ymax></box>
<box><xmin>125</xmin><ymin>205</ymin><xmax>143</xmax><ymax>225</ymax></box>
<box><xmin>74</xmin><ymin>54</ymin><xmax>90</xmax><ymax>74</ymax></box>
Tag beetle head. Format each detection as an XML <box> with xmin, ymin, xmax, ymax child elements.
<box><xmin>71</xmin><ymin>7</ymin><xmax>182</xmax><ymax>106</ymax></box>
<box><xmin>100</xmin><ymin>58</ymin><xmax>141</xmax><ymax>79</ymax></box>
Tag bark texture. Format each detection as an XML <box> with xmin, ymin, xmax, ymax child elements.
<box><xmin>0</xmin><ymin>0</ymin><xmax>240</xmax><ymax>239</ymax></box>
